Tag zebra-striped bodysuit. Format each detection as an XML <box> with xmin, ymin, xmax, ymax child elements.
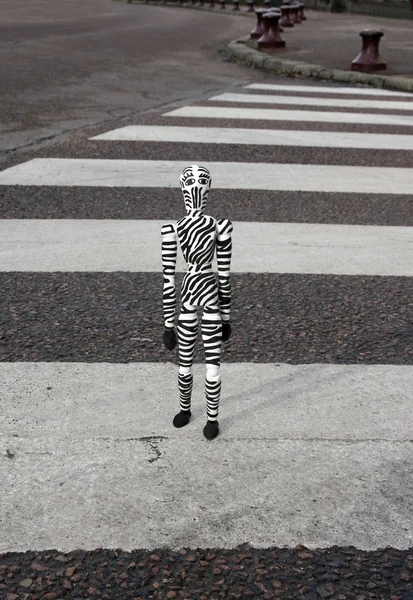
<box><xmin>161</xmin><ymin>211</ymin><xmax>233</xmax><ymax>424</ymax></box>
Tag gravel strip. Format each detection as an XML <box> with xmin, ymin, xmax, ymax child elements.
<box><xmin>156</xmin><ymin>115</ymin><xmax>413</xmax><ymax>135</ymax></box>
<box><xmin>2</xmin><ymin>110</ymin><xmax>413</xmax><ymax>176</ymax></box>
<box><xmin>26</xmin><ymin>140</ymin><xmax>413</xmax><ymax>168</ymax></box>
<box><xmin>2</xmin><ymin>186</ymin><xmax>413</xmax><ymax>225</ymax></box>
<box><xmin>228</xmin><ymin>88</ymin><xmax>413</xmax><ymax>102</ymax></box>
<box><xmin>1</xmin><ymin>544</ymin><xmax>413</xmax><ymax>599</ymax></box>
<box><xmin>1</xmin><ymin>273</ymin><xmax>412</xmax><ymax>364</ymax></box>
<box><xmin>82</xmin><ymin>111</ymin><xmax>413</xmax><ymax>136</ymax></box>
<box><xmin>196</xmin><ymin>100</ymin><xmax>413</xmax><ymax>116</ymax></box>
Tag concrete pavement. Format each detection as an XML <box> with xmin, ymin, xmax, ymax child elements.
<box><xmin>0</xmin><ymin>0</ymin><xmax>267</xmax><ymax>159</ymax></box>
<box><xmin>124</xmin><ymin>1</ymin><xmax>413</xmax><ymax>90</ymax></box>
<box><xmin>2</xmin><ymin>1</ymin><xmax>413</xmax><ymax>577</ymax></box>
<box><xmin>2</xmin><ymin>362</ymin><xmax>413</xmax><ymax>552</ymax></box>
<box><xmin>223</xmin><ymin>7</ymin><xmax>413</xmax><ymax>91</ymax></box>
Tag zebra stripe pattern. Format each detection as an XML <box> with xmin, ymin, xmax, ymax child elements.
<box><xmin>201</xmin><ymin>308</ymin><xmax>223</xmax><ymax>367</ymax></box>
<box><xmin>177</xmin><ymin>308</ymin><xmax>199</xmax><ymax>369</ymax></box>
<box><xmin>205</xmin><ymin>375</ymin><xmax>221</xmax><ymax>422</ymax></box>
<box><xmin>162</xmin><ymin>165</ymin><xmax>233</xmax><ymax>423</ymax></box>
<box><xmin>216</xmin><ymin>218</ymin><xmax>233</xmax><ymax>323</ymax></box>
<box><xmin>179</xmin><ymin>164</ymin><xmax>211</xmax><ymax>214</ymax></box>
<box><xmin>177</xmin><ymin>308</ymin><xmax>222</xmax><ymax>419</ymax></box>
<box><xmin>161</xmin><ymin>223</ymin><xmax>177</xmax><ymax>329</ymax></box>
<box><xmin>178</xmin><ymin>373</ymin><xmax>193</xmax><ymax>412</ymax></box>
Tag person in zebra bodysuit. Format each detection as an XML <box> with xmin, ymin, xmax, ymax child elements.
<box><xmin>161</xmin><ymin>165</ymin><xmax>233</xmax><ymax>440</ymax></box>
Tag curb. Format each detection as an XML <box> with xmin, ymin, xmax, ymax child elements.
<box><xmin>225</xmin><ymin>37</ymin><xmax>413</xmax><ymax>93</ymax></box>
<box><xmin>125</xmin><ymin>0</ymin><xmax>254</xmax><ymax>15</ymax></box>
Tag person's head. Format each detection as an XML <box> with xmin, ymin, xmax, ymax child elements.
<box><xmin>180</xmin><ymin>165</ymin><xmax>211</xmax><ymax>214</ymax></box>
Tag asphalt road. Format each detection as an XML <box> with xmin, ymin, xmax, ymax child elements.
<box><xmin>0</xmin><ymin>0</ymin><xmax>269</xmax><ymax>159</ymax></box>
<box><xmin>2</xmin><ymin>2</ymin><xmax>413</xmax><ymax>598</ymax></box>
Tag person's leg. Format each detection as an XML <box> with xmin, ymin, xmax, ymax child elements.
<box><xmin>174</xmin><ymin>304</ymin><xmax>198</xmax><ymax>428</ymax></box>
<box><xmin>201</xmin><ymin>305</ymin><xmax>222</xmax><ymax>439</ymax></box>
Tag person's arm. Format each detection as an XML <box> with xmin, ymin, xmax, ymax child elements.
<box><xmin>216</xmin><ymin>219</ymin><xmax>233</xmax><ymax>341</ymax></box>
<box><xmin>161</xmin><ymin>223</ymin><xmax>177</xmax><ymax>349</ymax></box>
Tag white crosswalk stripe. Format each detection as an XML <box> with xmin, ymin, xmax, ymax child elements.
<box><xmin>164</xmin><ymin>104</ymin><xmax>413</xmax><ymax>125</ymax></box>
<box><xmin>1</xmin><ymin>80</ymin><xmax>413</xmax><ymax>554</ymax></box>
<box><xmin>92</xmin><ymin>124</ymin><xmax>413</xmax><ymax>149</ymax></box>
<box><xmin>1</xmin><ymin>158</ymin><xmax>412</xmax><ymax>193</ymax></box>
<box><xmin>210</xmin><ymin>92</ymin><xmax>413</xmax><ymax>111</ymax></box>
<box><xmin>245</xmin><ymin>82</ymin><xmax>413</xmax><ymax>97</ymax></box>
<box><xmin>3</xmin><ymin>363</ymin><xmax>410</xmax><ymax>441</ymax></box>
<box><xmin>1</xmin><ymin>219</ymin><xmax>412</xmax><ymax>275</ymax></box>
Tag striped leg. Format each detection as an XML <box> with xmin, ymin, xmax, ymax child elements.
<box><xmin>201</xmin><ymin>305</ymin><xmax>222</xmax><ymax>427</ymax></box>
<box><xmin>177</xmin><ymin>305</ymin><xmax>198</xmax><ymax>412</ymax></box>
<box><xmin>178</xmin><ymin>373</ymin><xmax>193</xmax><ymax>412</ymax></box>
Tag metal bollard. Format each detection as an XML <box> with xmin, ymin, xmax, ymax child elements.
<box><xmin>351</xmin><ymin>29</ymin><xmax>386</xmax><ymax>72</ymax></box>
<box><xmin>247</xmin><ymin>0</ymin><xmax>254</xmax><ymax>11</ymax></box>
<box><xmin>269</xmin><ymin>8</ymin><xmax>283</xmax><ymax>31</ymax></box>
<box><xmin>233</xmin><ymin>0</ymin><xmax>240</xmax><ymax>9</ymax></box>
<box><xmin>250</xmin><ymin>8</ymin><xmax>268</xmax><ymax>39</ymax></box>
<box><xmin>264</xmin><ymin>0</ymin><xmax>271</xmax><ymax>8</ymax></box>
<box><xmin>298</xmin><ymin>1</ymin><xmax>306</xmax><ymax>20</ymax></box>
<box><xmin>279</xmin><ymin>4</ymin><xmax>294</xmax><ymax>27</ymax></box>
<box><xmin>258</xmin><ymin>12</ymin><xmax>286</xmax><ymax>49</ymax></box>
<box><xmin>291</xmin><ymin>3</ymin><xmax>302</xmax><ymax>23</ymax></box>
<box><xmin>220</xmin><ymin>0</ymin><xmax>226</xmax><ymax>8</ymax></box>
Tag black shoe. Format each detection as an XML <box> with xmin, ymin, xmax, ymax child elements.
<box><xmin>203</xmin><ymin>420</ymin><xmax>219</xmax><ymax>440</ymax></box>
<box><xmin>163</xmin><ymin>328</ymin><xmax>176</xmax><ymax>351</ymax></box>
<box><xmin>173</xmin><ymin>410</ymin><xmax>191</xmax><ymax>428</ymax></box>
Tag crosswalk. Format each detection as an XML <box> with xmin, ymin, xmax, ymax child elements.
<box><xmin>92</xmin><ymin>125</ymin><xmax>413</xmax><ymax>150</ymax></box>
<box><xmin>1</xmin><ymin>80</ymin><xmax>413</xmax><ymax>555</ymax></box>
<box><xmin>2</xmin><ymin>158</ymin><xmax>413</xmax><ymax>192</ymax></box>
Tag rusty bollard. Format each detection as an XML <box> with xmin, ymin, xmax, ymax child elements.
<box><xmin>298</xmin><ymin>2</ymin><xmax>306</xmax><ymax>19</ymax></box>
<box><xmin>220</xmin><ymin>0</ymin><xmax>226</xmax><ymax>8</ymax></box>
<box><xmin>250</xmin><ymin>8</ymin><xmax>268</xmax><ymax>39</ymax></box>
<box><xmin>351</xmin><ymin>29</ymin><xmax>386</xmax><ymax>72</ymax></box>
<box><xmin>291</xmin><ymin>3</ymin><xmax>302</xmax><ymax>23</ymax></box>
<box><xmin>258</xmin><ymin>12</ymin><xmax>286</xmax><ymax>49</ymax></box>
<box><xmin>279</xmin><ymin>5</ymin><xmax>294</xmax><ymax>27</ymax></box>
<box><xmin>270</xmin><ymin>8</ymin><xmax>283</xmax><ymax>31</ymax></box>
<box><xmin>233</xmin><ymin>0</ymin><xmax>240</xmax><ymax>9</ymax></box>
<box><xmin>247</xmin><ymin>0</ymin><xmax>254</xmax><ymax>11</ymax></box>
<box><xmin>264</xmin><ymin>0</ymin><xmax>271</xmax><ymax>8</ymax></box>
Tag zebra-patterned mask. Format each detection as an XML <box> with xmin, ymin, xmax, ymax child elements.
<box><xmin>180</xmin><ymin>165</ymin><xmax>211</xmax><ymax>214</ymax></box>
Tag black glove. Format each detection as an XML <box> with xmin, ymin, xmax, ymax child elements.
<box><xmin>222</xmin><ymin>322</ymin><xmax>232</xmax><ymax>342</ymax></box>
<box><xmin>163</xmin><ymin>328</ymin><xmax>177</xmax><ymax>351</ymax></box>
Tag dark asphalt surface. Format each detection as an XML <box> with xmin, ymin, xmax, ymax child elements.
<box><xmin>2</xmin><ymin>544</ymin><xmax>413</xmax><ymax>600</ymax></box>
<box><xmin>199</xmin><ymin>100</ymin><xmax>413</xmax><ymax>115</ymax></box>
<box><xmin>0</xmin><ymin>0</ymin><xmax>268</xmax><ymax>160</ymax></box>
<box><xmin>1</xmin><ymin>273</ymin><xmax>412</xmax><ymax>364</ymax></box>
<box><xmin>3</xmin><ymin>186</ymin><xmax>413</xmax><ymax>225</ymax></box>
<box><xmin>2</xmin><ymin>1</ymin><xmax>413</xmax><ymax>599</ymax></box>
<box><xmin>155</xmin><ymin>114</ymin><xmax>413</xmax><ymax>134</ymax></box>
<box><xmin>25</xmin><ymin>139</ymin><xmax>413</xmax><ymax>167</ymax></box>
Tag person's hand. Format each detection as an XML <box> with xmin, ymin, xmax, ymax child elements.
<box><xmin>222</xmin><ymin>322</ymin><xmax>231</xmax><ymax>342</ymax></box>
<box><xmin>163</xmin><ymin>328</ymin><xmax>177</xmax><ymax>350</ymax></box>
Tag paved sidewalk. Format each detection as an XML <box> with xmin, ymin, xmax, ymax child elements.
<box><xmin>224</xmin><ymin>7</ymin><xmax>413</xmax><ymax>90</ymax></box>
